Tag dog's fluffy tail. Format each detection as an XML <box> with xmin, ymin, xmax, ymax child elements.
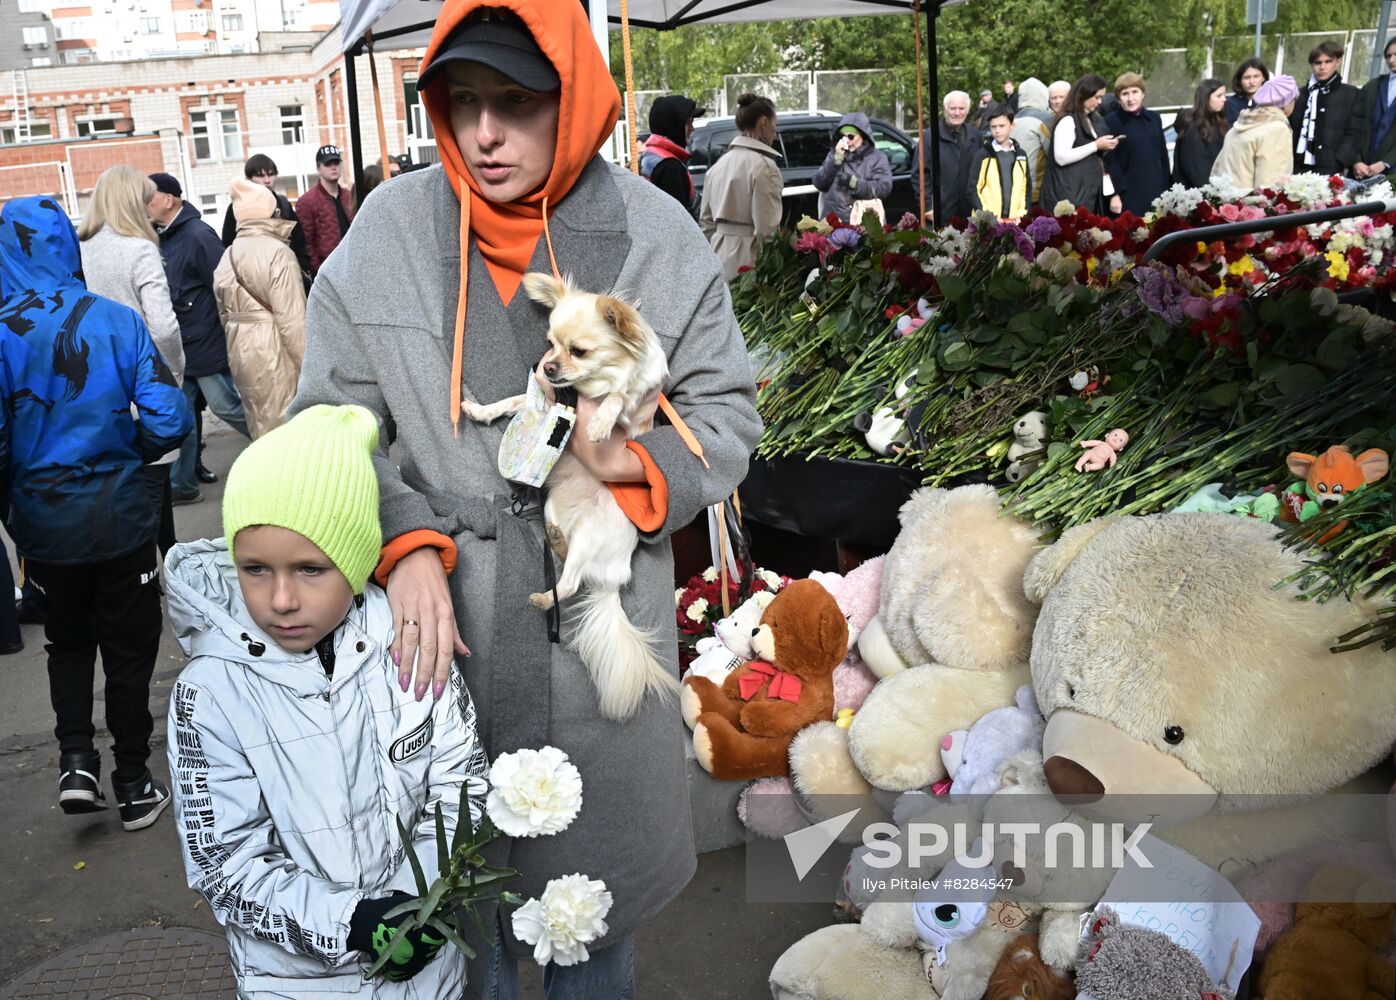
<box><xmin>573</xmin><ymin>589</ymin><xmax>678</xmax><ymax>720</ymax></box>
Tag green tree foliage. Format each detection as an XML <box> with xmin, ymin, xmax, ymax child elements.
<box><xmin>613</xmin><ymin>0</ymin><xmax>1382</xmax><ymax>119</ymax></box>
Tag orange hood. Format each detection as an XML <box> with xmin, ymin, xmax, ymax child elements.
<box><xmin>419</xmin><ymin>0</ymin><xmax>620</xmax><ymax>302</ymax></box>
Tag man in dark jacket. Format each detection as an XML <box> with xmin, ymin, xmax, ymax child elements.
<box><xmin>1353</xmin><ymin>36</ymin><xmax>1396</xmax><ymax>182</ymax></box>
<box><xmin>912</xmin><ymin>90</ymin><xmax>982</xmax><ymax>223</ymax></box>
<box><xmin>1103</xmin><ymin>73</ymin><xmax>1172</xmax><ymax>216</ymax></box>
<box><xmin>0</xmin><ymin>196</ymin><xmax>193</xmax><ymax>831</ymax></box>
<box><xmin>1289</xmin><ymin>39</ymin><xmax>1364</xmax><ymax>175</ymax></box>
<box><xmin>146</xmin><ymin>172</ymin><xmax>250</xmax><ymax>503</ymax></box>
<box><xmin>642</xmin><ymin>94</ymin><xmax>704</xmax><ymax>218</ymax></box>
<box><xmin>297</xmin><ymin>145</ymin><xmax>357</xmax><ymax>273</ymax></box>
<box><xmin>220</xmin><ymin>153</ymin><xmax>312</xmax><ymax>290</ymax></box>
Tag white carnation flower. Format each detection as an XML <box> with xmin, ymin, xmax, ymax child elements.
<box><xmin>513</xmin><ymin>874</ymin><xmax>613</xmax><ymax>967</ymax></box>
<box><xmin>701</xmin><ymin>566</ymin><xmax>718</xmax><ymax>582</ymax></box>
<box><xmin>1053</xmin><ymin>200</ymin><xmax>1075</xmax><ymax>217</ymax></box>
<box><xmin>686</xmin><ymin>597</ymin><xmax>709</xmax><ymax>622</ymax></box>
<box><xmin>756</xmin><ymin>568</ymin><xmax>782</xmax><ymax>591</ymax></box>
<box><xmin>674</xmin><ymin>588</ymin><xmax>685</xmax><ymax>606</ymax></box>
<box><xmin>486</xmin><ymin>747</ymin><xmax>583</xmax><ymax>838</ymax></box>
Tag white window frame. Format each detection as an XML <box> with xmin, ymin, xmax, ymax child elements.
<box><xmin>189</xmin><ymin>105</ymin><xmax>240</xmax><ymax>162</ymax></box>
<box><xmin>220</xmin><ymin>13</ymin><xmax>242</xmax><ymax>31</ymax></box>
<box><xmin>76</xmin><ymin>116</ymin><xmax>120</xmax><ymax>137</ymax></box>
<box><xmin>22</xmin><ymin>26</ymin><xmax>48</xmax><ymax>44</ymax></box>
<box><xmin>279</xmin><ymin>104</ymin><xmax>304</xmax><ymax>145</ymax></box>
<box><xmin>18</xmin><ymin>0</ymin><xmax>45</xmax><ymax>12</ymax></box>
<box><xmin>30</xmin><ymin>56</ymin><xmax>53</xmax><ymax>67</ymax></box>
<box><xmin>139</xmin><ymin>15</ymin><xmax>160</xmax><ymax>32</ymax></box>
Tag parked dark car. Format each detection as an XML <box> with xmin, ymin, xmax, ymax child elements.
<box><xmin>686</xmin><ymin>111</ymin><xmax>918</xmax><ymax>226</ymax></box>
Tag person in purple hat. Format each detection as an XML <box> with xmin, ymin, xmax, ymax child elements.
<box><xmin>1214</xmin><ymin>74</ymin><xmax>1299</xmax><ymax>191</ymax></box>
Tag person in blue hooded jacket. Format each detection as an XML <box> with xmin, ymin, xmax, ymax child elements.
<box><xmin>812</xmin><ymin>112</ymin><xmax>894</xmax><ymax>223</ymax></box>
<box><xmin>0</xmin><ymin>195</ymin><xmax>193</xmax><ymax>832</ymax></box>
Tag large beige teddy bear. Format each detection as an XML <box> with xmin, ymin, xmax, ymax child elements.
<box><xmin>1028</xmin><ymin>513</ymin><xmax>1396</xmax><ymax>832</ymax></box>
<box><xmin>832</xmin><ymin>485</ymin><xmax>1044</xmax><ymax>796</ymax></box>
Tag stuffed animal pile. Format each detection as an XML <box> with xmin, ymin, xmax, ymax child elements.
<box><xmin>697</xmin><ymin>480</ymin><xmax>1396</xmax><ymax>1000</ymax></box>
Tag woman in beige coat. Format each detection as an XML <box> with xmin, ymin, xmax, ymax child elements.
<box><xmin>1214</xmin><ymin>74</ymin><xmax>1298</xmax><ymax>192</ymax></box>
<box><xmin>699</xmin><ymin>93</ymin><xmax>784</xmax><ymax>280</ymax></box>
<box><xmin>213</xmin><ymin>178</ymin><xmax>306</xmax><ymax>438</ymax></box>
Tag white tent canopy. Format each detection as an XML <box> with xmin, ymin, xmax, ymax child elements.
<box><xmin>340</xmin><ymin>0</ymin><xmax>962</xmax><ymax>53</ymax></box>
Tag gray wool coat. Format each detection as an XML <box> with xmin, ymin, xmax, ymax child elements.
<box><xmin>292</xmin><ymin>159</ymin><xmax>760</xmax><ymax>975</ymax></box>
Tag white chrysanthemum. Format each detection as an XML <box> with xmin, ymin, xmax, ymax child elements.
<box><xmin>1102</xmin><ymin>249</ymin><xmax>1132</xmax><ymax>274</ymax></box>
<box><xmin>1202</xmin><ymin>176</ymin><xmax>1249</xmax><ymax>203</ymax></box>
<box><xmin>512</xmin><ymin>874</ymin><xmax>613</xmax><ymax>967</ymax></box>
<box><xmin>1280</xmin><ymin>172</ymin><xmax>1335</xmax><ymax>207</ymax></box>
<box><xmin>686</xmin><ymin>598</ymin><xmax>709</xmax><ymax>622</ymax></box>
<box><xmin>1150</xmin><ymin>183</ymin><xmax>1205</xmax><ymax>218</ymax></box>
<box><xmin>486</xmin><ymin>747</ymin><xmax>583</xmax><ymax>838</ymax></box>
<box><xmin>922</xmin><ymin>255</ymin><xmax>958</xmax><ymax>277</ymax></box>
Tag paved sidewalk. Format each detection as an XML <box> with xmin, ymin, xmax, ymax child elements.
<box><xmin>0</xmin><ymin>429</ymin><xmax>831</xmax><ymax>998</ymax></box>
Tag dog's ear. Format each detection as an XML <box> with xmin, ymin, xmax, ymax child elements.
<box><xmin>522</xmin><ymin>272</ymin><xmax>566</xmax><ymax>308</ymax></box>
<box><xmin>595</xmin><ymin>295</ymin><xmax>650</xmax><ymax>352</ymax></box>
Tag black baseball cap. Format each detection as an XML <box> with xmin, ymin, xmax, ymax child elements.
<box><xmin>417</xmin><ymin>9</ymin><xmax>560</xmax><ymax>92</ymax></box>
<box><xmin>149</xmin><ymin>172</ymin><xmax>182</xmax><ymax>197</ymax></box>
<box><xmin>315</xmin><ymin>145</ymin><xmax>343</xmax><ymax>165</ymax></box>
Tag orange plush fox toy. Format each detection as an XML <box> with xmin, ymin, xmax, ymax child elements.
<box><xmin>1281</xmin><ymin>446</ymin><xmax>1389</xmax><ymax>543</ymax></box>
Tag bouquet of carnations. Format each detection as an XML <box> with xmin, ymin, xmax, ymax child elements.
<box><xmin>368</xmin><ymin>746</ymin><xmax>610</xmax><ymax>978</ymax></box>
<box><xmin>674</xmin><ymin>563</ymin><xmax>788</xmax><ymax>641</ymax></box>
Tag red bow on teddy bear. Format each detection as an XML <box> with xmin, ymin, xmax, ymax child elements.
<box><xmin>738</xmin><ymin>661</ymin><xmax>803</xmax><ymax>702</ymax></box>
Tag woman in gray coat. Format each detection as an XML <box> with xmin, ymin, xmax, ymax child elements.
<box><xmin>291</xmin><ymin>2</ymin><xmax>760</xmax><ymax>996</ymax></box>
<box><xmin>812</xmin><ymin>112</ymin><xmax>894</xmax><ymax>223</ymax></box>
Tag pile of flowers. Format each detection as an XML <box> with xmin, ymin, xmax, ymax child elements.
<box><xmin>733</xmin><ymin>177</ymin><xmax>1396</xmax><ymax>648</ymax></box>
<box><xmin>675</xmin><ymin>563</ymin><xmax>787</xmax><ymax>641</ymax></box>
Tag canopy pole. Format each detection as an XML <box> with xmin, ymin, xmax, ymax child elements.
<box><xmin>620</xmin><ymin>0</ymin><xmax>641</xmax><ymax>172</ymax></box>
<box><xmin>911</xmin><ymin>0</ymin><xmax>926</xmax><ymax>226</ymax></box>
<box><xmin>926</xmin><ymin>1</ymin><xmax>941</xmax><ymax>228</ymax></box>
<box><xmin>344</xmin><ymin>48</ymin><xmax>368</xmax><ymax>199</ymax></box>
<box><xmin>365</xmin><ymin>31</ymin><xmax>395</xmax><ymax>199</ymax></box>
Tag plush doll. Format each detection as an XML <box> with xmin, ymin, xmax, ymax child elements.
<box><xmin>986</xmin><ymin>935</ymin><xmax>1075</xmax><ymax>1000</ymax></box>
<box><xmin>1075</xmin><ymin>907</ymin><xmax>1234</xmax><ymax>1000</ymax></box>
<box><xmin>839</xmin><ymin>486</ymin><xmax>1043</xmax><ymax>792</ymax></box>
<box><xmin>1257</xmin><ymin>865</ymin><xmax>1396</xmax><ymax>1000</ymax></box>
<box><xmin>941</xmin><ymin>685</ymin><xmax>1045</xmax><ymax>798</ymax></box>
<box><xmin>1027</xmin><ymin>513</ymin><xmax>1396</xmax><ymax>853</ymax></box>
<box><xmin>1074</xmin><ymin>428</ymin><xmax>1129</xmax><ymax>472</ymax></box>
<box><xmin>685</xmin><ymin>590</ymin><xmax>777</xmax><ymax>687</ymax></box>
<box><xmin>1005</xmin><ymin>410</ymin><xmax>1050</xmax><ymax>484</ymax></box>
<box><xmin>855</xmin><ymin>371</ymin><xmax>918</xmax><ymax>457</ymax></box>
<box><xmin>1274</xmin><ymin>445</ymin><xmax>1389</xmax><ymax>543</ymax></box>
<box><xmin>684</xmin><ymin>579</ymin><xmax>847</xmax><ymax>781</ymax></box>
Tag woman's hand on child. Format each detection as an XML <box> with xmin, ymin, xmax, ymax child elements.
<box><xmin>387</xmin><ymin>547</ymin><xmax>468</xmax><ymax>702</ymax></box>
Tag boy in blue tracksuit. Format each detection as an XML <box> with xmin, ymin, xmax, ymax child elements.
<box><xmin>0</xmin><ymin>196</ymin><xmax>193</xmax><ymax>830</ymax></box>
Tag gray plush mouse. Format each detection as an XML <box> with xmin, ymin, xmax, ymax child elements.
<box><xmin>1075</xmin><ymin>907</ymin><xmax>1235</xmax><ymax>1000</ymax></box>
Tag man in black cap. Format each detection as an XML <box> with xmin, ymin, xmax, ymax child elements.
<box><xmin>642</xmin><ymin>94</ymin><xmax>705</xmax><ymax>217</ymax></box>
<box><xmin>145</xmin><ymin>171</ymin><xmax>251</xmax><ymax>504</ymax></box>
<box><xmin>297</xmin><ymin>144</ymin><xmax>356</xmax><ymax>274</ymax></box>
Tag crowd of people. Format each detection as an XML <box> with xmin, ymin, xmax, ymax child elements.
<box><xmin>909</xmin><ymin>36</ymin><xmax>1396</xmax><ymax>223</ymax></box>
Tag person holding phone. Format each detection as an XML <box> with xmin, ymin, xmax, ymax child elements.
<box><xmin>1103</xmin><ymin>73</ymin><xmax>1170</xmax><ymax>216</ymax></box>
<box><xmin>1040</xmin><ymin>74</ymin><xmax>1119</xmax><ymax>215</ymax></box>
<box><xmin>812</xmin><ymin>113</ymin><xmax>894</xmax><ymax>224</ymax></box>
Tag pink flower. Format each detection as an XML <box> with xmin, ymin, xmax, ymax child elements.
<box><xmin>1237</xmin><ymin>206</ymin><xmax>1266</xmax><ymax>222</ymax></box>
<box><xmin>792</xmin><ymin>231</ymin><xmax>830</xmax><ymax>260</ymax></box>
<box><xmin>1217</xmin><ymin>203</ymin><xmax>1241</xmax><ymax>222</ymax></box>
<box><xmin>1180</xmin><ymin>296</ymin><xmax>1211</xmax><ymax>321</ymax></box>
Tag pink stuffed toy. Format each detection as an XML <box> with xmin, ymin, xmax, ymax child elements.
<box><xmin>1075</xmin><ymin>428</ymin><xmax>1130</xmax><ymax>473</ymax></box>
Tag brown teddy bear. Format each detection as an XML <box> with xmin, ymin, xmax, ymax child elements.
<box><xmin>1258</xmin><ymin>864</ymin><xmax>1396</xmax><ymax>1000</ymax></box>
<box><xmin>683</xmin><ymin>579</ymin><xmax>847</xmax><ymax>781</ymax></box>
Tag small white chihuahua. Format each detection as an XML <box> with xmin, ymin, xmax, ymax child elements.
<box><xmin>461</xmin><ymin>272</ymin><xmax>676</xmax><ymax>720</ymax></box>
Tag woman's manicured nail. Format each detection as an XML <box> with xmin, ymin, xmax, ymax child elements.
<box><xmin>392</xmin><ymin>649</ymin><xmax>401</xmax><ymax>667</ymax></box>
<box><xmin>433</xmin><ymin>680</ymin><xmax>445</xmax><ymax>700</ymax></box>
<box><xmin>400</xmin><ymin>673</ymin><xmax>410</xmax><ymax>692</ymax></box>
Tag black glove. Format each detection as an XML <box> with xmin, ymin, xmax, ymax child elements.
<box><xmin>349</xmin><ymin>892</ymin><xmax>447</xmax><ymax>983</ymax></box>
<box><xmin>836</xmin><ymin>167</ymin><xmax>853</xmax><ymax>189</ymax></box>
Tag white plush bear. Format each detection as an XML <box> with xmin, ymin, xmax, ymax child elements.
<box><xmin>858</xmin><ymin>370</ymin><xmax>918</xmax><ymax>457</ymax></box>
<box><xmin>683</xmin><ymin>589</ymin><xmax>776</xmax><ymax>689</ymax></box>
<box><xmin>1004</xmin><ymin>409</ymin><xmax>1050</xmax><ymax>484</ymax></box>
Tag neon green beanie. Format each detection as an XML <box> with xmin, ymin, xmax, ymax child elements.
<box><xmin>223</xmin><ymin>404</ymin><xmax>382</xmax><ymax>594</ymax></box>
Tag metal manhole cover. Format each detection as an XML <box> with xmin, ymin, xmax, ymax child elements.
<box><xmin>0</xmin><ymin>926</ymin><xmax>234</xmax><ymax>999</ymax></box>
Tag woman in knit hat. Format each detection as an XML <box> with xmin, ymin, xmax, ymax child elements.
<box><xmin>290</xmin><ymin>0</ymin><xmax>760</xmax><ymax>993</ymax></box>
<box><xmin>1214</xmin><ymin>74</ymin><xmax>1299</xmax><ymax>192</ymax></box>
<box><xmin>164</xmin><ymin>403</ymin><xmax>487</xmax><ymax>997</ymax></box>
<box><xmin>213</xmin><ymin>177</ymin><xmax>307</xmax><ymax>438</ymax></box>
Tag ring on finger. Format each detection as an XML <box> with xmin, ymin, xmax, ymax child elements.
<box><xmin>402</xmin><ymin>618</ymin><xmax>419</xmax><ymax>627</ymax></box>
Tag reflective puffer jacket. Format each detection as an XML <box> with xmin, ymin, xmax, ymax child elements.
<box><xmin>164</xmin><ymin>539</ymin><xmax>487</xmax><ymax>999</ymax></box>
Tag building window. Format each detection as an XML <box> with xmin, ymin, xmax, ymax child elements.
<box><xmin>198</xmin><ymin>194</ymin><xmax>220</xmax><ymax>219</ymax></box>
<box><xmin>22</xmin><ymin>26</ymin><xmax>47</xmax><ymax>44</ymax></box>
<box><xmin>139</xmin><ymin>16</ymin><xmax>160</xmax><ymax>32</ymax></box>
<box><xmin>30</xmin><ymin>56</ymin><xmax>53</xmax><ymax>67</ymax></box>
<box><xmin>279</xmin><ymin>104</ymin><xmax>304</xmax><ymax>144</ymax></box>
<box><xmin>76</xmin><ymin>117</ymin><xmax>120</xmax><ymax>137</ymax></box>
<box><xmin>190</xmin><ymin>107</ymin><xmax>241</xmax><ymax>161</ymax></box>
<box><xmin>18</xmin><ymin>0</ymin><xmax>45</xmax><ymax>11</ymax></box>
<box><xmin>221</xmin><ymin>13</ymin><xmax>242</xmax><ymax>31</ymax></box>
<box><xmin>2</xmin><ymin>122</ymin><xmax>53</xmax><ymax>144</ymax></box>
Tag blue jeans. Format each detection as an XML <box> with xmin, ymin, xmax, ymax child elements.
<box><xmin>483</xmin><ymin>914</ymin><xmax>636</xmax><ymax>1000</ymax></box>
<box><xmin>169</xmin><ymin>372</ymin><xmax>249</xmax><ymax>495</ymax></box>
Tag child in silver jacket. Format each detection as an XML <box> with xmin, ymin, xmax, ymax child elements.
<box><xmin>165</xmin><ymin>404</ymin><xmax>487</xmax><ymax>998</ymax></box>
